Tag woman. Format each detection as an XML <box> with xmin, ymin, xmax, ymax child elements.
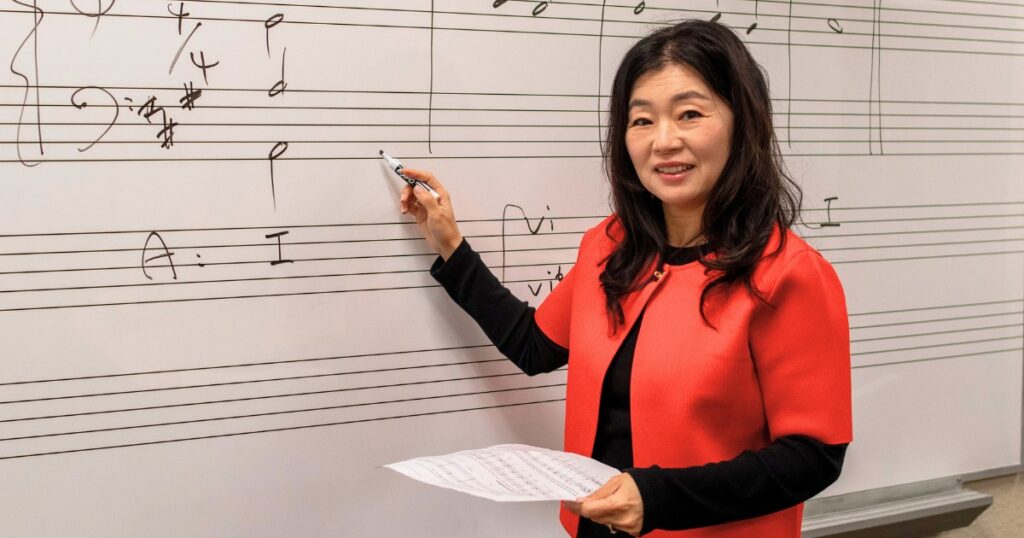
<box><xmin>398</xmin><ymin>20</ymin><xmax>852</xmax><ymax>537</ymax></box>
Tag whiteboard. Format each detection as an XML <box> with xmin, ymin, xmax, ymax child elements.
<box><xmin>0</xmin><ymin>0</ymin><xmax>1021</xmax><ymax>536</ymax></box>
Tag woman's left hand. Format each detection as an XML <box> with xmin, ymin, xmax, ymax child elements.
<box><xmin>564</xmin><ymin>473</ymin><xmax>644</xmax><ymax>536</ymax></box>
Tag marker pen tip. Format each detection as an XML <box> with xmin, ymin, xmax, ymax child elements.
<box><xmin>378</xmin><ymin>149</ymin><xmax>384</xmax><ymax>155</ymax></box>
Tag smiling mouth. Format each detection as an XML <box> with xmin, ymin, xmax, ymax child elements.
<box><xmin>655</xmin><ymin>165</ymin><xmax>694</xmax><ymax>173</ymax></box>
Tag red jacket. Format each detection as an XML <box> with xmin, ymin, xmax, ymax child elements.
<box><xmin>535</xmin><ymin>216</ymin><xmax>853</xmax><ymax>537</ymax></box>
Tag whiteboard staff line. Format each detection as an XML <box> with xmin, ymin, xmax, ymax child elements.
<box><xmin>6</xmin><ymin>138</ymin><xmax>1024</xmax><ymax>146</ymax></box>
<box><xmin>812</xmin><ymin>212</ymin><xmax>1024</xmax><ymax>224</ymax></box>
<box><xmin>2</xmin><ymin>7</ymin><xmax>1021</xmax><ymax>57</ymax></box>
<box><xmin>802</xmin><ymin>226</ymin><xmax>1024</xmax><ymax>240</ymax></box>
<box><xmin>6</xmin><ymin>282</ymin><xmax>1015</xmax><ymax>329</ymax></box>
<box><xmin>788</xmin><ymin>0</ymin><xmax>1024</xmax><ymax>21</ymax></box>
<box><xmin>805</xmin><ymin>202</ymin><xmax>1024</xmax><ymax>211</ymax></box>
<box><xmin>0</xmin><ymin>231</ymin><xmax>585</xmax><ymax>257</ymax></box>
<box><xmin>605</xmin><ymin>0</ymin><xmax>1023</xmax><ymax>21</ymax></box>
<box><xmin>6</xmin><ymin>4</ymin><xmax>1022</xmax><ymax>48</ymax></box>
<box><xmin>178</xmin><ymin>0</ymin><xmax>1024</xmax><ymax>24</ymax></box>
<box><xmin>0</xmin><ymin>259</ymin><xmax>578</xmax><ymax>296</ymax></box>
<box><xmin>0</xmin><ymin>204</ymin><xmax>1019</xmax><ymax>243</ymax></box>
<box><xmin>12</xmin><ymin>114</ymin><xmax>1024</xmax><ymax>130</ymax></box>
<box><xmin>5</xmin><ymin>354</ymin><xmax>1023</xmax><ymax>456</ymax></box>
<box><xmin>650</xmin><ymin>0</ymin><xmax>1024</xmax><ymax>30</ymax></box>
<box><xmin>0</xmin><ymin>344</ymin><xmax>496</xmax><ymax>388</ymax></box>
<box><xmin>852</xmin><ymin>311</ymin><xmax>1024</xmax><ymax>331</ymax></box>
<box><xmin>0</xmin><ymin>368</ymin><xmax>569</xmax><ymax>429</ymax></box>
<box><xmin>852</xmin><ymin>346</ymin><xmax>1023</xmax><ymax>370</ymax></box>
<box><xmin>852</xmin><ymin>335</ymin><xmax>1023</xmax><ymax>356</ymax></box>
<box><xmin>8</xmin><ymin>83</ymin><xmax>1024</xmax><ymax>106</ymax></box>
<box><xmin>6</xmin><ymin>234</ymin><xmax>1024</xmax><ymax>287</ymax></box>
<box><xmin>0</xmin><ymin>277</ymin><xmax>549</xmax><ymax>313</ymax></box>
<box><xmin>849</xmin><ymin>298</ymin><xmax>1023</xmax><ymax>317</ymax></box>
<box><xmin>0</xmin><ymin>369</ymin><xmax>548</xmax><ymax>425</ymax></box>
<box><xmin>0</xmin><ymin>155</ymin><xmax>600</xmax><ymax>164</ymax></box>
<box><xmin>0</xmin><ymin>103</ymin><xmax>609</xmax><ymax>113</ymax></box>
<box><xmin>0</xmin><ymin>231</ymin><xmax>583</xmax><ymax>257</ymax></box>
<box><xmin>0</xmin><ymin>398</ymin><xmax>567</xmax><ymax>461</ymax></box>
<box><xmin>674</xmin><ymin>26</ymin><xmax>1024</xmax><ymax>48</ymax></box>
<box><xmin>10</xmin><ymin>104</ymin><xmax>1024</xmax><ymax>113</ymax></box>
<box><xmin>179</xmin><ymin>0</ymin><xmax>1024</xmax><ymax>28</ymax></box>
<box><xmin>0</xmin><ymin>215</ymin><xmax>606</xmax><ymax>239</ymax></box>
<box><xmin>24</xmin><ymin>216</ymin><xmax>1024</xmax><ymax>258</ymax></box>
<box><xmin>0</xmin><ymin>247</ymin><xmax>574</xmax><ymax>271</ymax></box>
<box><xmin>3</xmin><ymin>203</ymin><xmax>1022</xmax><ymax>242</ymax></box>
<box><xmin>831</xmin><ymin>249</ymin><xmax>1024</xmax><ymax>264</ymax></box>
<box><xmin>851</xmin><ymin>322</ymin><xmax>1023</xmax><ymax>343</ymax></box>
<box><xmin>0</xmin><ymin>381</ymin><xmax>569</xmax><ymax>440</ymax></box>
<box><xmin>2</xmin><ymin>254</ymin><xmax>1023</xmax><ymax>313</ymax></box>
<box><xmin>120</xmin><ymin>118</ymin><xmax>1005</xmax><ymax>127</ymax></box>
<box><xmin>4</xmin><ymin>231</ymin><xmax>1021</xmax><ymax>275</ymax></box>
<box><xmin>816</xmin><ymin>236</ymin><xmax>1024</xmax><ymax>252</ymax></box>
<box><xmin>6</xmin><ymin>209</ymin><xmax>1021</xmax><ymax>252</ymax></box>
<box><xmin>10</xmin><ymin>115</ymin><xmax>1024</xmax><ymax>130</ymax></box>
<box><xmin>4</xmin><ymin>153</ymin><xmax>1024</xmax><ymax>166</ymax></box>
<box><xmin>2</xmin><ymin>229</ymin><xmax>1023</xmax><ymax>270</ymax></box>
<box><xmin>0</xmin><ymin>358</ymin><xmax>517</xmax><ymax>406</ymax></box>
<box><xmin>7</xmin><ymin>225</ymin><xmax>1021</xmax><ymax>276</ymax></box>
<box><xmin>0</xmin><ymin>259</ymin><xmax>577</xmax><ymax>299</ymax></box>
<box><xmin>791</xmin><ymin>127</ymin><xmax>1024</xmax><ymax>131</ymax></box>
<box><xmin>0</xmin><ymin>383</ymin><xmax>569</xmax><ymax>444</ymax></box>
<box><xmin>8</xmin><ymin>111</ymin><xmax>1024</xmax><ymax>122</ymax></box>
<box><xmin>11</xmin><ymin>2</ymin><xmax>1023</xmax><ymax>43</ymax></box>
<box><xmin>4</xmin><ymin>306</ymin><xmax>1008</xmax><ymax>389</ymax></box>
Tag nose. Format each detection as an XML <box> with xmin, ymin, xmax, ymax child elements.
<box><xmin>652</xmin><ymin>120</ymin><xmax>683</xmax><ymax>154</ymax></box>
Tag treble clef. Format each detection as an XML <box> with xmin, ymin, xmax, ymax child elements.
<box><xmin>69</xmin><ymin>0</ymin><xmax>118</xmax><ymax>35</ymax></box>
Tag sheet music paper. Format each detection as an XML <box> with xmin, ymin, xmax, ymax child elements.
<box><xmin>385</xmin><ymin>444</ymin><xmax>619</xmax><ymax>502</ymax></box>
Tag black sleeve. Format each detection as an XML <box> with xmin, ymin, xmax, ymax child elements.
<box><xmin>430</xmin><ymin>239</ymin><xmax>568</xmax><ymax>376</ymax></box>
<box><xmin>626</xmin><ymin>435</ymin><xmax>848</xmax><ymax>534</ymax></box>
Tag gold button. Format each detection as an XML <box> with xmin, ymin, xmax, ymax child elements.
<box><xmin>652</xmin><ymin>270</ymin><xmax>664</xmax><ymax>281</ymax></box>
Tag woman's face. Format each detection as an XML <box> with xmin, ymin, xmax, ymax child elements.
<box><xmin>624</xmin><ymin>63</ymin><xmax>734</xmax><ymax>226</ymax></box>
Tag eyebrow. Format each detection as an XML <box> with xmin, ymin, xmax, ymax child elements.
<box><xmin>628</xmin><ymin>90</ymin><xmax>712</xmax><ymax>109</ymax></box>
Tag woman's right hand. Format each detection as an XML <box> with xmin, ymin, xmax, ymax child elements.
<box><xmin>399</xmin><ymin>168</ymin><xmax>464</xmax><ymax>261</ymax></box>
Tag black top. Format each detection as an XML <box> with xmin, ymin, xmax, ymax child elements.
<box><xmin>431</xmin><ymin>239</ymin><xmax>847</xmax><ymax>536</ymax></box>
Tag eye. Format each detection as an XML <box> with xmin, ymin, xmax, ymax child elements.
<box><xmin>681</xmin><ymin>110</ymin><xmax>703</xmax><ymax>120</ymax></box>
<box><xmin>629</xmin><ymin>117</ymin><xmax>652</xmax><ymax>127</ymax></box>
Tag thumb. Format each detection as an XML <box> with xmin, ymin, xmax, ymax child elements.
<box><xmin>578</xmin><ymin>475</ymin><xmax>621</xmax><ymax>503</ymax></box>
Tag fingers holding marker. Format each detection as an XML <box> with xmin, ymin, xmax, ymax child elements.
<box><xmin>399</xmin><ymin>183</ymin><xmax>422</xmax><ymax>214</ymax></box>
<box><xmin>381</xmin><ymin>150</ymin><xmax>440</xmax><ymax>210</ymax></box>
<box><xmin>383</xmin><ymin>155</ymin><xmax>462</xmax><ymax>260</ymax></box>
<box><xmin>402</xmin><ymin>168</ymin><xmax>447</xmax><ymax>202</ymax></box>
<box><xmin>399</xmin><ymin>184</ymin><xmax>411</xmax><ymax>213</ymax></box>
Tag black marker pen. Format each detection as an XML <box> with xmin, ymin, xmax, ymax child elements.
<box><xmin>379</xmin><ymin>150</ymin><xmax>441</xmax><ymax>200</ymax></box>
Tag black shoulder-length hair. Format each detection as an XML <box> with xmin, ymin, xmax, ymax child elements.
<box><xmin>600</xmin><ymin>19</ymin><xmax>802</xmax><ymax>326</ymax></box>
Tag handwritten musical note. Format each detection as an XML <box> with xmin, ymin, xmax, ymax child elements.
<box><xmin>269</xmin><ymin>141</ymin><xmax>289</xmax><ymax>209</ymax></box>
<box><xmin>69</xmin><ymin>0</ymin><xmax>116</xmax><ymax>36</ymax></box>
<box><xmin>70</xmin><ymin>86</ymin><xmax>119</xmax><ymax>152</ymax></box>
<box><xmin>265</xmin><ymin>14</ymin><xmax>284</xmax><ymax>57</ymax></box>
<box><xmin>747</xmin><ymin>0</ymin><xmax>759</xmax><ymax>34</ymax></box>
